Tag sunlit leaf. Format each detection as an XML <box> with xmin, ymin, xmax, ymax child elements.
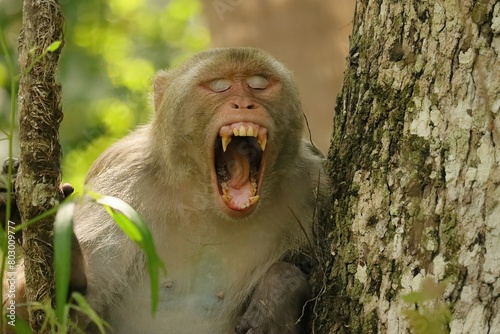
<box><xmin>14</xmin><ymin>206</ymin><xmax>59</xmax><ymax>234</ymax></box>
<box><xmin>46</xmin><ymin>41</ymin><xmax>62</xmax><ymax>52</ymax></box>
<box><xmin>91</xmin><ymin>194</ymin><xmax>166</xmax><ymax>314</ymax></box>
<box><xmin>54</xmin><ymin>202</ymin><xmax>76</xmax><ymax>321</ymax></box>
<box><xmin>402</xmin><ymin>279</ymin><xmax>451</xmax><ymax>334</ymax></box>
<box><xmin>402</xmin><ymin>291</ymin><xmax>427</xmax><ymax>304</ymax></box>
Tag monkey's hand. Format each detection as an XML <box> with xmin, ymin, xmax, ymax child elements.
<box><xmin>235</xmin><ymin>262</ymin><xmax>311</xmax><ymax>334</ymax></box>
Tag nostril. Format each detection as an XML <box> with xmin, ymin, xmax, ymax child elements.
<box><xmin>229</xmin><ymin>99</ymin><xmax>257</xmax><ymax>110</ymax></box>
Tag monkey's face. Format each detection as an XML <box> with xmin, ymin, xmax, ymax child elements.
<box><xmin>209</xmin><ymin>80</ymin><xmax>270</xmax><ymax>215</ymax></box>
<box><xmin>153</xmin><ymin>48</ymin><xmax>304</xmax><ymax>217</ymax></box>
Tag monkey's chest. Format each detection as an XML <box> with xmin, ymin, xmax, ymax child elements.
<box><xmin>158</xmin><ymin>250</ymin><xmax>229</xmax><ymax>313</ymax></box>
<box><xmin>108</xmin><ymin>248</ymin><xmax>248</xmax><ymax>333</ymax></box>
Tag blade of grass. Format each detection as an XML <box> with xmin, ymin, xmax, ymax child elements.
<box><xmin>12</xmin><ymin>317</ymin><xmax>33</xmax><ymax>334</ymax></box>
<box><xmin>54</xmin><ymin>202</ymin><xmax>75</xmax><ymax>321</ymax></box>
<box><xmin>71</xmin><ymin>292</ymin><xmax>109</xmax><ymax>334</ymax></box>
<box><xmin>90</xmin><ymin>194</ymin><xmax>166</xmax><ymax>315</ymax></box>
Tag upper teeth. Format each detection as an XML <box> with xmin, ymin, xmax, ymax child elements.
<box><xmin>219</xmin><ymin>122</ymin><xmax>268</xmax><ymax>152</ymax></box>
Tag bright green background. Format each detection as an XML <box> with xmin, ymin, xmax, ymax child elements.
<box><xmin>0</xmin><ymin>0</ymin><xmax>209</xmax><ymax>188</ymax></box>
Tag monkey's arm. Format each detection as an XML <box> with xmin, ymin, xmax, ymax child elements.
<box><xmin>235</xmin><ymin>262</ymin><xmax>311</xmax><ymax>334</ymax></box>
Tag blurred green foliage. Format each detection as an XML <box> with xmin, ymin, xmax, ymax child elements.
<box><xmin>0</xmin><ymin>0</ymin><xmax>209</xmax><ymax>188</ymax></box>
<box><xmin>402</xmin><ymin>278</ymin><xmax>451</xmax><ymax>334</ymax></box>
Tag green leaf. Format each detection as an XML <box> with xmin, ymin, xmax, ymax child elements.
<box><xmin>402</xmin><ymin>279</ymin><xmax>451</xmax><ymax>334</ymax></box>
<box><xmin>99</xmin><ymin>203</ymin><xmax>142</xmax><ymax>243</ymax></box>
<box><xmin>54</xmin><ymin>202</ymin><xmax>76</xmax><ymax>321</ymax></box>
<box><xmin>46</xmin><ymin>41</ymin><xmax>62</xmax><ymax>53</ymax></box>
<box><xmin>15</xmin><ymin>205</ymin><xmax>59</xmax><ymax>233</ymax></box>
<box><xmin>12</xmin><ymin>316</ymin><xmax>33</xmax><ymax>334</ymax></box>
<box><xmin>402</xmin><ymin>291</ymin><xmax>427</xmax><ymax>304</ymax></box>
<box><xmin>91</xmin><ymin>194</ymin><xmax>166</xmax><ymax>314</ymax></box>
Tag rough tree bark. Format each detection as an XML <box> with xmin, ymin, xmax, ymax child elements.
<box><xmin>16</xmin><ymin>0</ymin><xmax>64</xmax><ymax>332</ymax></box>
<box><xmin>313</xmin><ymin>0</ymin><xmax>499</xmax><ymax>333</ymax></box>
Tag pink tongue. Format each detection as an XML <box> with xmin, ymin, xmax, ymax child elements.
<box><xmin>224</xmin><ymin>144</ymin><xmax>250</xmax><ymax>189</ymax></box>
<box><xmin>224</xmin><ymin>144</ymin><xmax>253</xmax><ymax>210</ymax></box>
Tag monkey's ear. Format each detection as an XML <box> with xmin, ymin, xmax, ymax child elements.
<box><xmin>154</xmin><ymin>70</ymin><xmax>170</xmax><ymax>111</ymax></box>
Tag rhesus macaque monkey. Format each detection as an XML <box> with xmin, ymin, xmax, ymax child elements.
<box><xmin>3</xmin><ymin>48</ymin><xmax>325</xmax><ymax>333</ymax></box>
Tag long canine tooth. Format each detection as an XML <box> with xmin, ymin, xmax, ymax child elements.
<box><xmin>222</xmin><ymin>136</ymin><xmax>232</xmax><ymax>152</ymax></box>
<box><xmin>239</xmin><ymin>125</ymin><xmax>247</xmax><ymax>136</ymax></box>
<box><xmin>257</xmin><ymin>136</ymin><xmax>267</xmax><ymax>151</ymax></box>
<box><xmin>248</xmin><ymin>195</ymin><xmax>260</xmax><ymax>205</ymax></box>
<box><xmin>257</xmin><ymin>128</ymin><xmax>268</xmax><ymax>151</ymax></box>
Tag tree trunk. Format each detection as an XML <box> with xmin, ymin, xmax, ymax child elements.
<box><xmin>16</xmin><ymin>0</ymin><xmax>64</xmax><ymax>332</ymax></box>
<box><xmin>313</xmin><ymin>0</ymin><xmax>499</xmax><ymax>333</ymax></box>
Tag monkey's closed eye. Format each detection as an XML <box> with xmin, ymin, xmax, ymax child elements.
<box><xmin>208</xmin><ymin>79</ymin><xmax>232</xmax><ymax>92</ymax></box>
<box><xmin>246</xmin><ymin>75</ymin><xmax>269</xmax><ymax>90</ymax></box>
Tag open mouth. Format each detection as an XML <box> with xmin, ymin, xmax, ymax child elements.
<box><xmin>213</xmin><ymin>122</ymin><xmax>267</xmax><ymax>212</ymax></box>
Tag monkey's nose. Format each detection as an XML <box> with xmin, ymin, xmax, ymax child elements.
<box><xmin>229</xmin><ymin>98</ymin><xmax>257</xmax><ymax>110</ymax></box>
